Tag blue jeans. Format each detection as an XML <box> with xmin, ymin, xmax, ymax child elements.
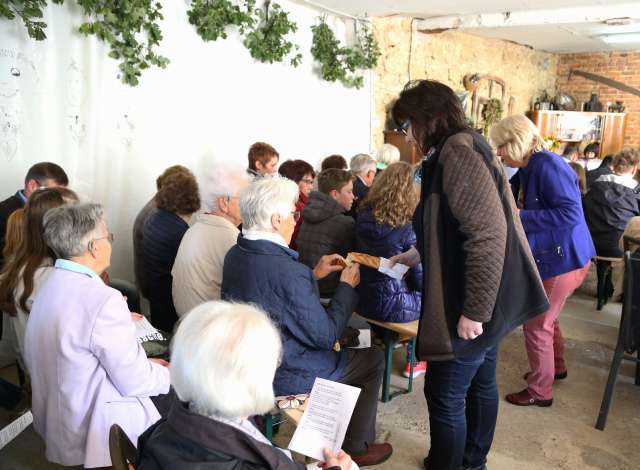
<box><xmin>424</xmin><ymin>346</ymin><xmax>499</xmax><ymax>470</ymax></box>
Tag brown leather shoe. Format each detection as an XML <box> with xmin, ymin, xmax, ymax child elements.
<box><xmin>351</xmin><ymin>442</ymin><xmax>393</xmax><ymax>467</ymax></box>
<box><xmin>523</xmin><ymin>370</ymin><xmax>567</xmax><ymax>381</ymax></box>
<box><xmin>505</xmin><ymin>388</ymin><xmax>552</xmax><ymax>407</ymax></box>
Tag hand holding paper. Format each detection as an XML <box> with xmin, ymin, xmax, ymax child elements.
<box><xmin>288</xmin><ymin>378</ymin><xmax>361</xmax><ymax>462</ymax></box>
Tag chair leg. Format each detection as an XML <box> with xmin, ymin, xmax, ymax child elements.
<box><xmin>596</xmin><ymin>260</ymin><xmax>612</xmax><ymax>310</ymax></box>
<box><xmin>407</xmin><ymin>338</ymin><xmax>416</xmax><ymax>393</ymax></box>
<box><xmin>381</xmin><ymin>331</ymin><xmax>395</xmax><ymax>403</ymax></box>
<box><xmin>595</xmin><ymin>343</ymin><xmax>626</xmax><ymax>430</ymax></box>
<box><xmin>636</xmin><ymin>350</ymin><xmax>640</xmax><ymax>386</ymax></box>
<box><xmin>264</xmin><ymin>413</ymin><xmax>273</xmax><ymax>441</ymax></box>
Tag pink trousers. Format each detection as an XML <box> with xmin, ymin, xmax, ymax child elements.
<box><xmin>524</xmin><ymin>262</ymin><xmax>590</xmax><ymax>400</ymax></box>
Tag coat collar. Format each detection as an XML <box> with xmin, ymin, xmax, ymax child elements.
<box><xmin>236</xmin><ymin>234</ymin><xmax>299</xmax><ymax>260</ymax></box>
<box><xmin>166</xmin><ymin>399</ymin><xmax>301</xmax><ymax>470</ymax></box>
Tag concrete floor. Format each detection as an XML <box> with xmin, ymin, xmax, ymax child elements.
<box><xmin>2</xmin><ymin>267</ymin><xmax>639</xmax><ymax>469</ymax></box>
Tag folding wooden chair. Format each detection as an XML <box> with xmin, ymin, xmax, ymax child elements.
<box><xmin>109</xmin><ymin>424</ymin><xmax>137</xmax><ymax>470</ymax></box>
<box><xmin>595</xmin><ymin>251</ymin><xmax>640</xmax><ymax>430</ymax></box>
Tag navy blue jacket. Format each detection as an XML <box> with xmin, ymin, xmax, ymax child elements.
<box><xmin>355</xmin><ymin>208</ymin><xmax>422</xmax><ymax>322</ymax></box>
<box><xmin>512</xmin><ymin>150</ymin><xmax>595</xmax><ymax>280</ymax></box>
<box><xmin>142</xmin><ymin>208</ymin><xmax>188</xmax><ymax>332</ymax></box>
<box><xmin>221</xmin><ymin>236</ymin><xmax>358</xmax><ymax>395</ymax></box>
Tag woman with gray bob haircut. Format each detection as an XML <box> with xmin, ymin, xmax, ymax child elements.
<box><xmin>25</xmin><ymin>202</ymin><xmax>170</xmax><ymax>468</ymax></box>
<box><xmin>137</xmin><ymin>301</ymin><xmax>357</xmax><ymax>469</ymax></box>
<box><xmin>43</xmin><ymin>202</ymin><xmax>105</xmax><ymax>259</ymax></box>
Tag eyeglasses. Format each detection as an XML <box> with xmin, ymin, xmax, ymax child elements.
<box><xmin>399</xmin><ymin>120</ymin><xmax>411</xmax><ymax>136</ymax></box>
<box><xmin>292</xmin><ymin>211</ymin><xmax>301</xmax><ymax>222</ymax></box>
<box><xmin>94</xmin><ymin>233</ymin><xmax>114</xmax><ymax>244</ymax></box>
<box><xmin>301</xmin><ymin>178</ymin><xmax>314</xmax><ymax>184</ymax></box>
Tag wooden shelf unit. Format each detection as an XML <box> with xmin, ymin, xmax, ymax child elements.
<box><xmin>531</xmin><ymin>110</ymin><xmax>627</xmax><ymax>158</ymax></box>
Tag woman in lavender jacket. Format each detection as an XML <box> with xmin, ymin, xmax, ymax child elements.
<box><xmin>491</xmin><ymin>116</ymin><xmax>595</xmax><ymax>407</ymax></box>
<box><xmin>25</xmin><ymin>203</ymin><xmax>170</xmax><ymax>468</ymax></box>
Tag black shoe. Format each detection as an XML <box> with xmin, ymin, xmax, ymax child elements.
<box><xmin>424</xmin><ymin>456</ymin><xmax>487</xmax><ymax>470</ymax></box>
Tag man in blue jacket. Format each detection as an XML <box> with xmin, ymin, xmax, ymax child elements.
<box><xmin>222</xmin><ymin>177</ymin><xmax>392</xmax><ymax>467</ymax></box>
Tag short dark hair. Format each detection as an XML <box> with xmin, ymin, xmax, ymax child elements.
<box><xmin>562</xmin><ymin>144</ymin><xmax>579</xmax><ymax>157</ymax></box>
<box><xmin>391</xmin><ymin>80</ymin><xmax>468</xmax><ymax>153</ymax></box>
<box><xmin>317</xmin><ymin>169</ymin><xmax>353</xmax><ymax>194</ymax></box>
<box><xmin>156</xmin><ymin>165</ymin><xmax>191</xmax><ymax>190</ymax></box>
<box><xmin>278</xmin><ymin>159</ymin><xmax>315</xmax><ymax>183</ymax></box>
<box><xmin>584</xmin><ymin>142</ymin><xmax>600</xmax><ymax>156</ymax></box>
<box><xmin>155</xmin><ymin>171</ymin><xmax>201</xmax><ymax>215</ymax></box>
<box><xmin>24</xmin><ymin>162</ymin><xmax>68</xmax><ymax>187</ymax></box>
<box><xmin>248</xmin><ymin>142</ymin><xmax>279</xmax><ymax>171</ymax></box>
<box><xmin>321</xmin><ymin>155</ymin><xmax>348</xmax><ymax>171</ymax></box>
<box><xmin>600</xmin><ymin>155</ymin><xmax>614</xmax><ymax>169</ymax></box>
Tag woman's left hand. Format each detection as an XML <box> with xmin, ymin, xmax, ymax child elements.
<box><xmin>457</xmin><ymin>314</ymin><xmax>483</xmax><ymax>340</ymax></box>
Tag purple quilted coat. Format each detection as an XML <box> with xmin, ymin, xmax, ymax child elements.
<box><xmin>355</xmin><ymin>207</ymin><xmax>422</xmax><ymax>323</ymax></box>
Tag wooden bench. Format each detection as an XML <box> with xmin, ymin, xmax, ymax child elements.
<box><xmin>354</xmin><ymin>314</ymin><xmax>420</xmax><ymax>402</ymax></box>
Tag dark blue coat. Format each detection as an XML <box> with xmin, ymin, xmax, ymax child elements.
<box><xmin>512</xmin><ymin>150</ymin><xmax>595</xmax><ymax>280</ymax></box>
<box><xmin>355</xmin><ymin>208</ymin><xmax>422</xmax><ymax>322</ymax></box>
<box><xmin>221</xmin><ymin>236</ymin><xmax>358</xmax><ymax>396</ymax></box>
<box><xmin>142</xmin><ymin>208</ymin><xmax>188</xmax><ymax>332</ymax></box>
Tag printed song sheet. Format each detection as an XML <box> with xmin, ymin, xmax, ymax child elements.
<box><xmin>288</xmin><ymin>378</ymin><xmax>360</xmax><ymax>461</ymax></box>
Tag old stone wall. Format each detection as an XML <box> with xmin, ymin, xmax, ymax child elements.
<box><xmin>372</xmin><ymin>17</ymin><xmax>559</xmax><ymax>148</ymax></box>
<box><xmin>557</xmin><ymin>52</ymin><xmax>640</xmax><ymax>147</ymax></box>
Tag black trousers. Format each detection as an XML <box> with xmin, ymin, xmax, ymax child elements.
<box><xmin>338</xmin><ymin>346</ymin><xmax>384</xmax><ymax>454</ymax></box>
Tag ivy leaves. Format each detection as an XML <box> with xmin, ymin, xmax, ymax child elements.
<box><xmin>76</xmin><ymin>1</ymin><xmax>169</xmax><ymax>86</ymax></box>
<box><xmin>311</xmin><ymin>18</ymin><xmax>380</xmax><ymax>89</ymax></box>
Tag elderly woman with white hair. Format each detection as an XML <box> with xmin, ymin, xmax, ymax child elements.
<box><xmin>375</xmin><ymin>143</ymin><xmax>401</xmax><ymax>171</ymax></box>
<box><xmin>24</xmin><ymin>202</ymin><xmax>170</xmax><ymax>468</ymax></box>
<box><xmin>171</xmin><ymin>163</ymin><xmax>251</xmax><ymax>316</ymax></box>
<box><xmin>221</xmin><ymin>177</ymin><xmax>392</xmax><ymax>467</ymax></box>
<box><xmin>137</xmin><ymin>301</ymin><xmax>358</xmax><ymax>469</ymax></box>
<box><xmin>491</xmin><ymin>115</ymin><xmax>595</xmax><ymax>408</ymax></box>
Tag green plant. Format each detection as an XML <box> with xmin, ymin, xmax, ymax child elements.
<box><xmin>243</xmin><ymin>1</ymin><xmax>301</xmax><ymax>66</ymax></box>
<box><xmin>481</xmin><ymin>98</ymin><xmax>503</xmax><ymax>136</ymax></box>
<box><xmin>76</xmin><ymin>0</ymin><xmax>169</xmax><ymax>86</ymax></box>
<box><xmin>310</xmin><ymin>17</ymin><xmax>380</xmax><ymax>89</ymax></box>
<box><xmin>1</xmin><ymin>0</ymin><xmax>169</xmax><ymax>86</ymax></box>
<box><xmin>187</xmin><ymin>0</ymin><xmax>255</xmax><ymax>41</ymax></box>
<box><xmin>0</xmin><ymin>0</ymin><xmax>63</xmax><ymax>40</ymax></box>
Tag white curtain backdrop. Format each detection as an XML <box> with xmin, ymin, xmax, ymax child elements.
<box><xmin>0</xmin><ymin>1</ymin><xmax>373</xmax><ymax>281</ymax></box>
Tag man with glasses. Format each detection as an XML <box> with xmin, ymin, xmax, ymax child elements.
<box><xmin>0</xmin><ymin>162</ymin><xmax>68</xmax><ymax>268</ymax></box>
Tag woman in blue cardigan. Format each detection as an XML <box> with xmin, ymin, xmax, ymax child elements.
<box><xmin>355</xmin><ymin>162</ymin><xmax>425</xmax><ymax>378</ymax></box>
<box><xmin>491</xmin><ymin>115</ymin><xmax>595</xmax><ymax>407</ymax></box>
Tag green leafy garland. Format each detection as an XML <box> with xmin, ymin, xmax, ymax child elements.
<box><xmin>243</xmin><ymin>1</ymin><xmax>301</xmax><ymax>66</ymax></box>
<box><xmin>76</xmin><ymin>0</ymin><xmax>169</xmax><ymax>86</ymax></box>
<box><xmin>187</xmin><ymin>0</ymin><xmax>255</xmax><ymax>41</ymax></box>
<box><xmin>0</xmin><ymin>0</ymin><xmax>169</xmax><ymax>86</ymax></box>
<box><xmin>0</xmin><ymin>0</ymin><xmax>63</xmax><ymax>40</ymax></box>
<box><xmin>1</xmin><ymin>1</ymin><xmax>380</xmax><ymax>88</ymax></box>
<box><xmin>311</xmin><ymin>17</ymin><xmax>380</xmax><ymax>89</ymax></box>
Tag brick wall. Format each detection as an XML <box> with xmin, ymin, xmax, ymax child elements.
<box><xmin>557</xmin><ymin>52</ymin><xmax>640</xmax><ymax>147</ymax></box>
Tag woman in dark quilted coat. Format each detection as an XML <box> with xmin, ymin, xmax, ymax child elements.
<box><xmin>355</xmin><ymin>162</ymin><xmax>426</xmax><ymax>377</ymax></box>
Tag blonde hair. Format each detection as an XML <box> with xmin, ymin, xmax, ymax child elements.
<box><xmin>2</xmin><ymin>209</ymin><xmax>25</xmax><ymax>262</ymax></box>
<box><xmin>490</xmin><ymin>115</ymin><xmax>546</xmax><ymax>163</ymax></box>
<box><xmin>360</xmin><ymin>161</ymin><xmax>419</xmax><ymax>228</ymax></box>
<box><xmin>171</xmin><ymin>301</ymin><xmax>282</xmax><ymax>418</ymax></box>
